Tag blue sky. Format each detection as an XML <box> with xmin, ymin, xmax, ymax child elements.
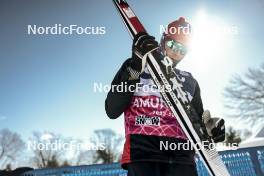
<box><xmin>0</xmin><ymin>0</ymin><xmax>263</xmax><ymax>142</ymax></box>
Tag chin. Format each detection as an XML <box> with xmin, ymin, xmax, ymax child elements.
<box><xmin>171</xmin><ymin>57</ymin><xmax>182</xmax><ymax>62</ymax></box>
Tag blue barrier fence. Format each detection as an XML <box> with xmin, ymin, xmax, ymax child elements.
<box><xmin>22</xmin><ymin>146</ymin><xmax>264</xmax><ymax>176</ymax></box>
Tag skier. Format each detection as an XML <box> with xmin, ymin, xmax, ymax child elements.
<box><xmin>105</xmin><ymin>17</ymin><xmax>225</xmax><ymax>176</ymax></box>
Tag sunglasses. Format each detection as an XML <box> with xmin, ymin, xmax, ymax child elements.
<box><xmin>166</xmin><ymin>40</ymin><xmax>187</xmax><ymax>55</ymax></box>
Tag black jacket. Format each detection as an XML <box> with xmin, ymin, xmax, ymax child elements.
<box><xmin>105</xmin><ymin>58</ymin><xmax>204</xmax><ymax>169</ymax></box>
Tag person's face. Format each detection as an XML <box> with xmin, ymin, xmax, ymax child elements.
<box><xmin>164</xmin><ymin>39</ymin><xmax>187</xmax><ymax>62</ymax></box>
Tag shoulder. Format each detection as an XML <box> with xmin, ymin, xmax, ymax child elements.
<box><xmin>118</xmin><ymin>58</ymin><xmax>132</xmax><ymax>70</ymax></box>
<box><xmin>122</xmin><ymin>58</ymin><xmax>132</xmax><ymax>65</ymax></box>
<box><xmin>175</xmin><ymin>68</ymin><xmax>200</xmax><ymax>87</ymax></box>
<box><xmin>174</xmin><ymin>69</ymin><xmax>201</xmax><ymax>98</ymax></box>
<box><xmin>175</xmin><ymin>69</ymin><xmax>196</xmax><ymax>80</ymax></box>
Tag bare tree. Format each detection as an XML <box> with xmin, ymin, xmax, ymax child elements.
<box><xmin>61</xmin><ymin>160</ymin><xmax>71</xmax><ymax>167</ymax></box>
<box><xmin>29</xmin><ymin>131</ymin><xmax>68</xmax><ymax>168</ymax></box>
<box><xmin>0</xmin><ymin>129</ymin><xmax>25</xmax><ymax>169</ymax></box>
<box><xmin>68</xmin><ymin>138</ymin><xmax>94</xmax><ymax>166</ymax></box>
<box><xmin>224</xmin><ymin>63</ymin><xmax>264</xmax><ymax>128</ymax></box>
<box><xmin>224</xmin><ymin>127</ymin><xmax>242</xmax><ymax>146</ymax></box>
<box><xmin>75</xmin><ymin>150</ymin><xmax>94</xmax><ymax>165</ymax></box>
<box><xmin>5</xmin><ymin>164</ymin><xmax>12</xmax><ymax>171</ymax></box>
<box><xmin>90</xmin><ymin>129</ymin><xmax>123</xmax><ymax>164</ymax></box>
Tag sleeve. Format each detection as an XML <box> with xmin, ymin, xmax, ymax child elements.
<box><xmin>191</xmin><ymin>80</ymin><xmax>204</xmax><ymax>119</ymax></box>
<box><xmin>190</xmin><ymin>80</ymin><xmax>211</xmax><ymax>140</ymax></box>
<box><xmin>105</xmin><ymin>58</ymin><xmax>140</xmax><ymax>119</ymax></box>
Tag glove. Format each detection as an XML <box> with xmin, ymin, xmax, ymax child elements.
<box><xmin>202</xmin><ymin>110</ymin><xmax>225</xmax><ymax>143</ymax></box>
<box><xmin>128</xmin><ymin>32</ymin><xmax>158</xmax><ymax>76</ymax></box>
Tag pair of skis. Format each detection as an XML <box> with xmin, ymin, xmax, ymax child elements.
<box><xmin>112</xmin><ymin>0</ymin><xmax>230</xmax><ymax>176</ymax></box>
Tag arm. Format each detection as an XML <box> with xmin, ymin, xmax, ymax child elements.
<box><xmin>105</xmin><ymin>33</ymin><xmax>158</xmax><ymax>119</ymax></box>
<box><xmin>105</xmin><ymin>58</ymin><xmax>140</xmax><ymax>119</ymax></box>
<box><xmin>191</xmin><ymin>81</ymin><xmax>225</xmax><ymax>142</ymax></box>
<box><xmin>191</xmin><ymin>80</ymin><xmax>204</xmax><ymax>119</ymax></box>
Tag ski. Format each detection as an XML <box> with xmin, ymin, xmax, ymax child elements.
<box><xmin>112</xmin><ymin>0</ymin><xmax>230</xmax><ymax>176</ymax></box>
